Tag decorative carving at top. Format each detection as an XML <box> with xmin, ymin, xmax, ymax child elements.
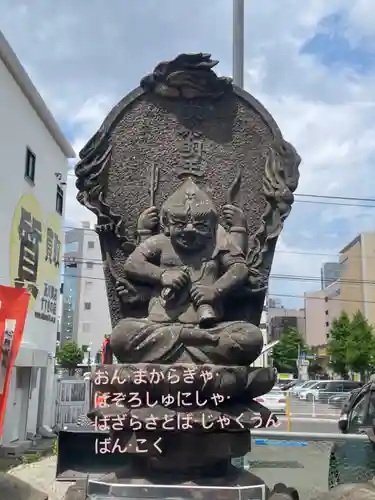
<box><xmin>140</xmin><ymin>53</ymin><xmax>233</xmax><ymax>99</ymax></box>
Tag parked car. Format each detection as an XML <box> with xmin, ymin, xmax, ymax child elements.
<box><xmin>317</xmin><ymin>380</ymin><xmax>363</xmax><ymax>403</ymax></box>
<box><xmin>278</xmin><ymin>380</ymin><xmax>298</xmax><ymax>391</ymax></box>
<box><xmin>290</xmin><ymin>380</ymin><xmax>316</xmax><ymax>396</ymax></box>
<box><xmin>329</xmin><ymin>393</ymin><xmax>351</xmax><ymax>409</ymax></box>
<box><xmin>299</xmin><ymin>381</ymin><xmax>327</xmax><ymax>401</ymax></box>
<box><xmin>328</xmin><ymin>382</ymin><xmax>375</xmax><ymax>488</ymax></box>
<box><xmin>255</xmin><ymin>387</ymin><xmax>286</xmax><ymax>414</ymax></box>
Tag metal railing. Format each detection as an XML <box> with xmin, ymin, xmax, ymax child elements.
<box><xmin>285</xmin><ymin>391</ymin><xmax>346</xmax><ymax>419</ymax></box>
<box><xmin>244</xmin><ymin>430</ymin><xmax>375</xmax><ymax>499</ymax></box>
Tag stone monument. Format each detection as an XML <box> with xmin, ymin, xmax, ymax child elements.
<box><xmin>74</xmin><ymin>53</ymin><xmax>300</xmax><ymax>494</ymax></box>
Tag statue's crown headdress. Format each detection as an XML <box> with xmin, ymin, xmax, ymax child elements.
<box><xmin>161</xmin><ymin>178</ymin><xmax>217</xmax><ymax>221</ymax></box>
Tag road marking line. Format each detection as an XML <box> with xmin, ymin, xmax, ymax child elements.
<box><xmin>254</xmin><ymin>439</ymin><xmax>308</xmax><ymax>447</ymax></box>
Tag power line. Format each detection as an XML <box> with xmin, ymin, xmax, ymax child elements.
<box><xmin>62</xmin><ymin>248</ymin><xmax>375</xmax><ymax>262</ymax></box>
<box><xmin>67</xmin><ymin>171</ymin><xmax>375</xmax><ymax>204</ymax></box>
<box><xmin>268</xmin><ymin>292</ymin><xmax>368</xmax><ymax>305</ymax></box>
<box><xmin>62</xmin><ymin>268</ymin><xmax>375</xmax><ymax>299</ymax></box>
<box><xmin>61</xmin><ymin>240</ymin><xmax>375</xmax><ymax>262</ymax></box>
<box><xmin>294</xmin><ymin>199</ymin><xmax>375</xmax><ymax>209</ymax></box>
<box><xmin>63</xmin><ymin>270</ymin><xmax>375</xmax><ymax>288</ymax></box>
<box><xmin>6</xmin><ymin>278</ymin><xmax>371</xmax><ymax>305</ymax></box>
<box><xmin>62</xmin><ymin>273</ymin><xmax>375</xmax><ymax>306</ymax></box>
<box><xmin>296</xmin><ymin>193</ymin><xmax>375</xmax><ymax>203</ymax></box>
<box><xmin>62</xmin><ymin>259</ymin><xmax>375</xmax><ymax>287</ymax></box>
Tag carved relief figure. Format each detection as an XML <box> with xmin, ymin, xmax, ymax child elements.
<box><xmin>111</xmin><ymin>177</ymin><xmax>263</xmax><ymax>366</ymax></box>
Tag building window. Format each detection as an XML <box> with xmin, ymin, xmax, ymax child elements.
<box><xmin>88</xmin><ymin>241</ymin><xmax>95</xmax><ymax>249</ymax></box>
<box><xmin>25</xmin><ymin>147</ymin><xmax>36</xmax><ymax>183</ymax></box>
<box><xmin>56</xmin><ymin>186</ymin><xmax>64</xmax><ymax>215</ymax></box>
<box><xmin>84</xmin><ymin>302</ymin><xmax>91</xmax><ymax>310</ymax></box>
<box><xmin>65</xmin><ymin>241</ymin><xmax>79</xmax><ymax>253</ymax></box>
<box><xmin>85</xmin><ymin>281</ymin><xmax>93</xmax><ymax>290</ymax></box>
<box><xmin>82</xmin><ymin>322</ymin><xmax>90</xmax><ymax>333</ymax></box>
<box><xmin>325</xmin><ymin>310</ymin><xmax>329</xmax><ymax>315</ymax></box>
<box><xmin>325</xmin><ymin>321</ymin><xmax>329</xmax><ymax>327</ymax></box>
<box><xmin>86</xmin><ymin>262</ymin><xmax>94</xmax><ymax>269</ymax></box>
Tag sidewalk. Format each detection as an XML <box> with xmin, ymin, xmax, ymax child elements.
<box><xmin>8</xmin><ymin>456</ymin><xmax>72</xmax><ymax>500</ymax></box>
<box><xmin>0</xmin><ymin>437</ymin><xmax>56</xmax><ymax>472</ymax></box>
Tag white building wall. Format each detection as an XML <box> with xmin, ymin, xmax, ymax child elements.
<box><xmin>61</xmin><ymin>223</ymin><xmax>111</xmax><ymax>361</ymax></box>
<box><xmin>77</xmin><ymin>225</ymin><xmax>111</xmax><ymax>359</ymax></box>
<box><xmin>0</xmin><ymin>55</ymin><xmax>70</xmax><ymax>444</ymax></box>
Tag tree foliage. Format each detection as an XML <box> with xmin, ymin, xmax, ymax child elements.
<box><xmin>56</xmin><ymin>341</ymin><xmax>84</xmax><ymax>371</ymax></box>
<box><xmin>327</xmin><ymin>310</ymin><xmax>375</xmax><ymax>378</ymax></box>
<box><xmin>273</xmin><ymin>327</ymin><xmax>306</xmax><ymax>373</ymax></box>
<box><xmin>327</xmin><ymin>311</ymin><xmax>352</xmax><ymax>379</ymax></box>
<box><xmin>346</xmin><ymin>311</ymin><xmax>375</xmax><ymax>376</ymax></box>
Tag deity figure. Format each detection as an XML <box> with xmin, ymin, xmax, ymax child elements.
<box><xmin>110</xmin><ymin>177</ymin><xmax>263</xmax><ymax>366</ymax></box>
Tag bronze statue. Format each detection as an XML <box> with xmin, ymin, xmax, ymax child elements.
<box><xmin>111</xmin><ymin>177</ymin><xmax>263</xmax><ymax>366</ymax></box>
<box><xmin>71</xmin><ymin>53</ymin><xmax>301</xmax><ymax>492</ymax></box>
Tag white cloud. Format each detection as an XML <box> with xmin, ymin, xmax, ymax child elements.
<box><xmin>2</xmin><ymin>0</ymin><xmax>375</xmax><ymax>307</ymax></box>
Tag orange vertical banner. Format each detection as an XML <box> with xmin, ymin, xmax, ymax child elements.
<box><xmin>0</xmin><ymin>285</ymin><xmax>30</xmax><ymax>438</ymax></box>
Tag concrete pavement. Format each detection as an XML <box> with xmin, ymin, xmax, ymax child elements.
<box><xmin>247</xmin><ymin>417</ymin><xmax>341</xmax><ymax>498</ymax></box>
<box><xmin>8</xmin><ymin>456</ymin><xmax>72</xmax><ymax>500</ymax></box>
<box><xmin>247</xmin><ymin>438</ymin><xmax>333</xmax><ymax>498</ymax></box>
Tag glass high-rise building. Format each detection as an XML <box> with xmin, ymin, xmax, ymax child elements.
<box><xmin>320</xmin><ymin>262</ymin><xmax>340</xmax><ymax>289</ymax></box>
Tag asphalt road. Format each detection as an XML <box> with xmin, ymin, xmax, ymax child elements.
<box><xmin>245</xmin><ymin>408</ymin><xmax>340</xmax><ymax>499</ymax></box>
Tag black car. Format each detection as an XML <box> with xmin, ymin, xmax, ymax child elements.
<box><xmin>316</xmin><ymin>380</ymin><xmax>362</xmax><ymax>403</ymax></box>
<box><xmin>328</xmin><ymin>382</ymin><xmax>375</xmax><ymax>488</ymax></box>
<box><xmin>329</xmin><ymin>393</ymin><xmax>352</xmax><ymax>409</ymax></box>
<box><xmin>279</xmin><ymin>380</ymin><xmax>297</xmax><ymax>391</ymax></box>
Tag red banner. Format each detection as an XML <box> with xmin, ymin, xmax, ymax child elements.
<box><xmin>0</xmin><ymin>286</ymin><xmax>30</xmax><ymax>438</ymax></box>
<box><xmin>101</xmin><ymin>337</ymin><xmax>112</xmax><ymax>364</ymax></box>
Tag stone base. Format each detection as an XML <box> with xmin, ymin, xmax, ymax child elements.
<box><xmin>65</xmin><ymin>467</ymin><xmax>269</xmax><ymax>500</ymax></box>
<box><xmin>107</xmin><ymin>430</ymin><xmax>251</xmax><ymax>468</ymax></box>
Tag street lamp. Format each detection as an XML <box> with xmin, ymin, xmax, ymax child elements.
<box><xmin>233</xmin><ymin>0</ymin><xmax>244</xmax><ymax>88</ymax></box>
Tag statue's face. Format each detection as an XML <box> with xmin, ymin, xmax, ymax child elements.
<box><xmin>168</xmin><ymin>212</ymin><xmax>216</xmax><ymax>251</ymax></box>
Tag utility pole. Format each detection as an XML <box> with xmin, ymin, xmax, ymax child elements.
<box><xmin>233</xmin><ymin>0</ymin><xmax>244</xmax><ymax>88</ymax></box>
<box><xmin>297</xmin><ymin>343</ymin><xmax>301</xmax><ymax>379</ymax></box>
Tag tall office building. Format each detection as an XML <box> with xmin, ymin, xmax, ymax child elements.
<box><xmin>268</xmin><ymin>308</ymin><xmax>306</xmax><ymax>342</ymax></box>
<box><xmin>305</xmin><ymin>232</ymin><xmax>375</xmax><ymax>347</ymax></box>
<box><xmin>61</xmin><ymin>222</ymin><xmax>111</xmax><ymax>359</ymax></box>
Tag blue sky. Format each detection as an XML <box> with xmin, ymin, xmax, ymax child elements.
<box><xmin>2</xmin><ymin>0</ymin><xmax>375</xmax><ymax>309</ymax></box>
<box><xmin>303</xmin><ymin>12</ymin><xmax>375</xmax><ymax>72</ymax></box>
